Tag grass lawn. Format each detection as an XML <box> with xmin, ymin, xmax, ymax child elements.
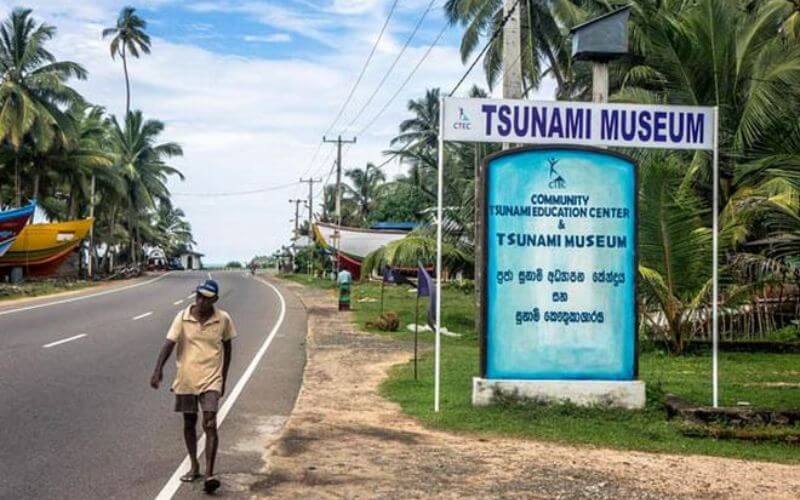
<box><xmin>0</xmin><ymin>279</ymin><xmax>96</xmax><ymax>302</ymax></box>
<box><xmin>290</xmin><ymin>276</ymin><xmax>800</xmax><ymax>463</ymax></box>
<box><xmin>279</xmin><ymin>273</ymin><xmax>338</xmax><ymax>290</ymax></box>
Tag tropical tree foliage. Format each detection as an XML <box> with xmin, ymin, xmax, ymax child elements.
<box><xmin>352</xmin><ymin>0</ymin><xmax>800</xmax><ymax>353</ymax></box>
<box><xmin>102</xmin><ymin>6</ymin><xmax>151</xmax><ymax>115</ymax></box>
<box><xmin>0</xmin><ymin>7</ymin><xmax>192</xmax><ymax>276</ymax></box>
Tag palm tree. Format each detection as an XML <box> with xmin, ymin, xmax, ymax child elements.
<box><xmin>108</xmin><ymin>110</ymin><xmax>183</xmax><ymax>265</ymax></box>
<box><xmin>103</xmin><ymin>6</ymin><xmax>151</xmax><ymax>116</ymax></box>
<box><xmin>618</xmin><ymin>0</ymin><xmax>800</xmax><ymax>246</ymax></box>
<box><xmin>0</xmin><ymin>8</ymin><xmax>87</xmax><ymax>206</ymax></box>
<box><xmin>390</xmin><ymin>88</ymin><xmax>440</xmax><ymax>152</ymax></box>
<box><xmin>153</xmin><ymin>203</ymin><xmax>195</xmax><ymax>255</ymax></box>
<box><xmin>345</xmin><ymin>163</ymin><xmax>385</xmax><ymax>225</ymax></box>
<box><xmin>444</xmin><ymin>0</ymin><xmax>574</xmax><ymax>91</ymax></box>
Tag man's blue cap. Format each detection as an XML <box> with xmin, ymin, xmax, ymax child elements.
<box><xmin>196</xmin><ymin>279</ymin><xmax>219</xmax><ymax>298</ymax></box>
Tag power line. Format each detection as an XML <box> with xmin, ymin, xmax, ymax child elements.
<box><xmin>322</xmin><ymin>0</ymin><xmax>401</xmax><ymax>137</ymax></box>
<box><xmin>342</xmin><ymin>0</ymin><xmax>439</xmax><ymax>135</ymax></box>
<box><xmin>356</xmin><ymin>20</ymin><xmax>450</xmax><ymax>138</ymax></box>
<box><xmin>172</xmin><ymin>181</ymin><xmax>298</xmax><ymax>197</ymax></box>
<box><xmin>449</xmin><ymin>0</ymin><xmax>520</xmax><ymax>97</ymax></box>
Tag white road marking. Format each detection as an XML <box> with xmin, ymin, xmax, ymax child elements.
<box><xmin>0</xmin><ymin>272</ymin><xmax>172</xmax><ymax>318</ymax></box>
<box><xmin>132</xmin><ymin>312</ymin><xmax>153</xmax><ymax>320</ymax></box>
<box><xmin>173</xmin><ymin>300</ymin><xmax>183</xmax><ymax>306</ymax></box>
<box><xmin>155</xmin><ymin>278</ymin><xmax>287</xmax><ymax>500</ymax></box>
<box><xmin>43</xmin><ymin>334</ymin><xmax>87</xmax><ymax>349</ymax></box>
<box><xmin>207</xmin><ymin>272</ymin><xmax>212</xmax><ymax>280</ymax></box>
<box><xmin>186</xmin><ymin>294</ymin><xmax>194</xmax><ymax>300</ymax></box>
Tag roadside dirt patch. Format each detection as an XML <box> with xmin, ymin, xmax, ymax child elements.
<box><xmin>258</xmin><ymin>282</ymin><xmax>800</xmax><ymax>499</ymax></box>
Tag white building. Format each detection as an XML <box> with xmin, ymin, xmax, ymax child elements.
<box><xmin>178</xmin><ymin>250</ymin><xmax>204</xmax><ymax>270</ymax></box>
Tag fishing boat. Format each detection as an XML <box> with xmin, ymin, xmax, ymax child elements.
<box><xmin>0</xmin><ymin>218</ymin><xmax>94</xmax><ymax>277</ymax></box>
<box><xmin>0</xmin><ymin>201</ymin><xmax>36</xmax><ymax>258</ymax></box>
<box><xmin>312</xmin><ymin>221</ymin><xmax>413</xmax><ymax>279</ymax></box>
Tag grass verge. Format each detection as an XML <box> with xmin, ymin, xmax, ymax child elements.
<box><xmin>0</xmin><ymin>279</ymin><xmax>96</xmax><ymax>302</ymax></box>
<box><xmin>295</xmin><ymin>277</ymin><xmax>800</xmax><ymax>463</ymax></box>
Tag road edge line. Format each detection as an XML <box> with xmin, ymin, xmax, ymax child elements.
<box><xmin>154</xmin><ymin>277</ymin><xmax>287</xmax><ymax>500</ymax></box>
<box><xmin>0</xmin><ymin>272</ymin><xmax>172</xmax><ymax>318</ymax></box>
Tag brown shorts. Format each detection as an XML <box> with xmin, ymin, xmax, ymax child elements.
<box><xmin>174</xmin><ymin>391</ymin><xmax>220</xmax><ymax>413</ymax></box>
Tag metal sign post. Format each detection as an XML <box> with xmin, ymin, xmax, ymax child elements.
<box><xmin>434</xmin><ymin>97</ymin><xmax>445</xmax><ymax>413</ymax></box>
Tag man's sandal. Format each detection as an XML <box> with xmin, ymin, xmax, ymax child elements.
<box><xmin>180</xmin><ymin>472</ymin><xmax>201</xmax><ymax>482</ymax></box>
<box><xmin>203</xmin><ymin>476</ymin><xmax>221</xmax><ymax>494</ymax></box>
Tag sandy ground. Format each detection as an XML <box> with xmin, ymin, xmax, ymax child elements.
<box><xmin>254</xmin><ymin>281</ymin><xmax>800</xmax><ymax>499</ymax></box>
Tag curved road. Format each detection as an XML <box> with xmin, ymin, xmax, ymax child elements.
<box><xmin>0</xmin><ymin>271</ymin><xmax>306</xmax><ymax>499</ymax></box>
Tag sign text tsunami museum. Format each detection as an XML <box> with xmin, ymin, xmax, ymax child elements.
<box><xmin>443</xmin><ymin>97</ymin><xmax>714</xmax><ymax>150</ymax></box>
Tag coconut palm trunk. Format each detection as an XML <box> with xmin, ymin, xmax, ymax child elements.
<box><xmin>122</xmin><ymin>44</ymin><xmax>130</xmax><ymax>116</ymax></box>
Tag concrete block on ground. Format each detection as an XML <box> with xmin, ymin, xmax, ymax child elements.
<box><xmin>472</xmin><ymin>377</ymin><xmax>646</xmax><ymax>410</ymax></box>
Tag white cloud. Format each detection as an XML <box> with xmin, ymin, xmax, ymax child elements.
<box><xmin>243</xmin><ymin>33</ymin><xmax>291</xmax><ymax>43</ymax></box>
<box><xmin>3</xmin><ymin>1</ymin><xmax>555</xmax><ymax>263</ymax></box>
<box><xmin>328</xmin><ymin>0</ymin><xmax>383</xmax><ymax>15</ymax></box>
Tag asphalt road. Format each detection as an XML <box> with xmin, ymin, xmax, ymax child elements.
<box><xmin>0</xmin><ymin>271</ymin><xmax>306</xmax><ymax>500</ymax></box>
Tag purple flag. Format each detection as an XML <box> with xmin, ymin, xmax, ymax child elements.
<box><xmin>382</xmin><ymin>265</ymin><xmax>394</xmax><ymax>283</ymax></box>
<box><xmin>417</xmin><ymin>262</ymin><xmax>436</xmax><ymax>328</ymax></box>
<box><xmin>417</xmin><ymin>262</ymin><xmax>431</xmax><ymax>297</ymax></box>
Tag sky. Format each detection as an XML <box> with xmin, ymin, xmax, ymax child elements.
<box><xmin>0</xmin><ymin>0</ymin><xmax>556</xmax><ymax>264</ymax></box>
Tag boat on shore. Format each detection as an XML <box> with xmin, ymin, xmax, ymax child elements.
<box><xmin>312</xmin><ymin>221</ymin><xmax>413</xmax><ymax>279</ymax></box>
<box><xmin>0</xmin><ymin>201</ymin><xmax>36</xmax><ymax>258</ymax></box>
<box><xmin>0</xmin><ymin>218</ymin><xmax>94</xmax><ymax>277</ymax></box>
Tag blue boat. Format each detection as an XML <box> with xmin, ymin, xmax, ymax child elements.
<box><xmin>0</xmin><ymin>201</ymin><xmax>36</xmax><ymax>257</ymax></box>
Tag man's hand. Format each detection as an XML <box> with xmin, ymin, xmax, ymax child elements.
<box><xmin>150</xmin><ymin>371</ymin><xmax>162</xmax><ymax>389</ymax></box>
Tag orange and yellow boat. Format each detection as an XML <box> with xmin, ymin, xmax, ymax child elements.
<box><xmin>0</xmin><ymin>218</ymin><xmax>94</xmax><ymax>277</ymax></box>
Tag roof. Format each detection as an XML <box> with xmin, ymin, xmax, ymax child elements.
<box><xmin>370</xmin><ymin>221</ymin><xmax>418</xmax><ymax>231</ymax></box>
<box><xmin>178</xmin><ymin>250</ymin><xmax>204</xmax><ymax>257</ymax></box>
<box><xmin>569</xmin><ymin>5</ymin><xmax>632</xmax><ymax>33</ymax></box>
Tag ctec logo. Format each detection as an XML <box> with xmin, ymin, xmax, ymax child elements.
<box><xmin>547</xmin><ymin>157</ymin><xmax>566</xmax><ymax>189</ymax></box>
<box><xmin>452</xmin><ymin>107</ymin><xmax>471</xmax><ymax>130</ymax></box>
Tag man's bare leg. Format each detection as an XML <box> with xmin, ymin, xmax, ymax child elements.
<box><xmin>202</xmin><ymin>411</ymin><xmax>218</xmax><ymax>476</ymax></box>
<box><xmin>202</xmin><ymin>411</ymin><xmax>220</xmax><ymax>492</ymax></box>
<box><xmin>182</xmin><ymin>413</ymin><xmax>200</xmax><ymax>480</ymax></box>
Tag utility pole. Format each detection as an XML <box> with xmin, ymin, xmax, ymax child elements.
<box><xmin>300</xmin><ymin>177</ymin><xmax>322</xmax><ymax>276</ymax></box>
<box><xmin>299</xmin><ymin>177</ymin><xmax>322</xmax><ymax>231</ymax></box>
<box><xmin>322</xmin><ymin>135</ymin><xmax>356</xmax><ymax>275</ymax></box>
<box><xmin>502</xmin><ymin>0</ymin><xmax>522</xmax><ymax>150</ymax></box>
<box><xmin>88</xmin><ymin>174</ymin><xmax>96</xmax><ymax>278</ymax></box>
<box><xmin>289</xmin><ymin>198</ymin><xmax>303</xmax><ymax>271</ymax></box>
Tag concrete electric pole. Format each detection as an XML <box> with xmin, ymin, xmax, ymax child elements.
<box><xmin>289</xmin><ymin>198</ymin><xmax>303</xmax><ymax>271</ymax></box>
<box><xmin>299</xmin><ymin>177</ymin><xmax>322</xmax><ymax>231</ymax></box>
<box><xmin>322</xmin><ymin>135</ymin><xmax>356</xmax><ymax>275</ymax></box>
<box><xmin>501</xmin><ymin>0</ymin><xmax>523</xmax><ymax>149</ymax></box>
<box><xmin>300</xmin><ymin>177</ymin><xmax>322</xmax><ymax>276</ymax></box>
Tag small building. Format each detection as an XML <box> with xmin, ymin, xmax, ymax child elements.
<box><xmin>147</xmin><ymin>248</ymin><xmax>167</xmax><ymax>270</ymax></box>
<box><xmin>178</xmin><ymin>250</ymin><xmax>204</xmax><ymax>270</ymax></box>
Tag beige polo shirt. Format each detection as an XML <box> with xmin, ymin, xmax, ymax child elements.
<box><xmin>166</xmin><ymin>305</ymin><xmax>237</xmax><ymax>395</ymax></box>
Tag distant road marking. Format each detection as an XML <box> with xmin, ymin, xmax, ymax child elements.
<box><xmin>43</xmin><ymin>334</ymin><xmax>87</xmax><ymax>349</ymax></box>
<box><xmin>0</xmin><ymin>272</ymin><xmax>172</xmax><ymax>318</ymax></box>
<box><xmin>207</xmin><ymin>272</ymin><xmax>212</xmax><ymax>280</ymax></box>
<box><xmin>132</xmin><ymin>312</ymin><xmax>153</xmax><ymax>320</ymax></box>
<box><xmin>173</xmin><ymin>299</ymin><xmax>183</xmax><ymax>305</ymax></box>
<box><xmin>186</xmin><ymin>293</ymin><xmax>194</xmax><ymax>300</ymax></box>
<box><xmin>155</xmin><ymin>277</ymin><xmax>287</xmax><ymax>500</ymax></box>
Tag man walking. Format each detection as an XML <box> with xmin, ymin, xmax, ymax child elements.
<box><xmin>150</xmin><ymin>279</ymin><xmax>236</xmax><ymax>494</ymax></box>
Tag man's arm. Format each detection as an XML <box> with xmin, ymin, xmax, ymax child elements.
<box><xmin>221</xmin><ymin>339</ymin><xmax>232</xmax><ymax>397</ymax></box>
<box><xmin>150</xmin><ymin>340</ymin><xmax>176</xmax><ymax>389</ymax></box>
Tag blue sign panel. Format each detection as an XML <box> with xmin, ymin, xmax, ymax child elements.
<box><xmin>484</xmin><ymin>146</ymin><xmax>637</xmax><ymax>380</ymax></box>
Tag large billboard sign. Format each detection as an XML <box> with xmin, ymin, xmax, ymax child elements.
<box><xmin>481</xmin><ymin>146</ymin><xmax>637</xmax><ymax>380</ymax></box>
<box><xmin>443</xmin><ymin>97</ymin><xmax>714</xmax><ymax>151</ymax></box>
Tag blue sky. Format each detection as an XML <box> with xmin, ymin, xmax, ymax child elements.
<box><xmin>0</xmin><ymin>0</ymin><xmax>554</xmax><ymax>263</ymax></box>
